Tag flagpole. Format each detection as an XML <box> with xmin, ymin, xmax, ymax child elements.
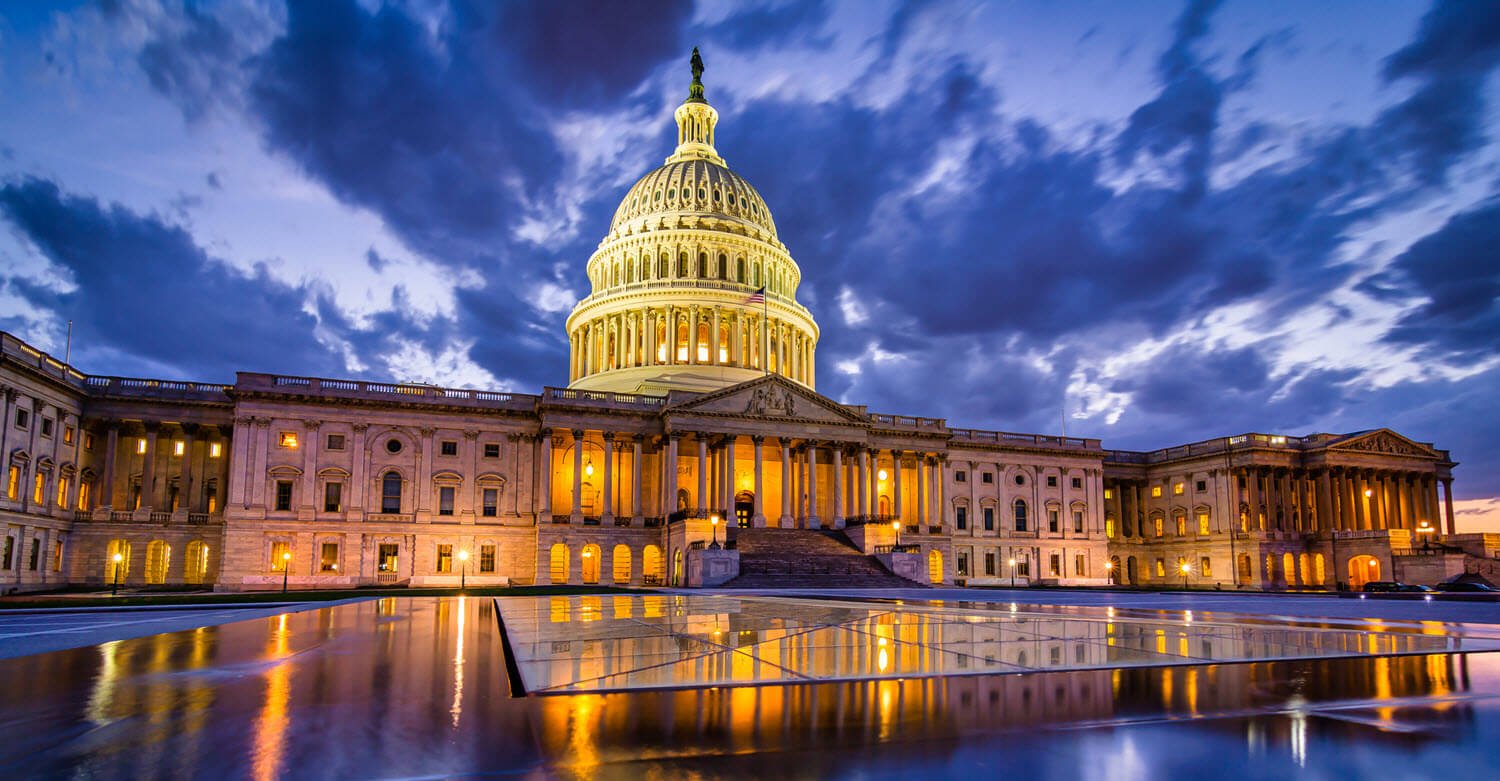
<box><xmin>762</xmin><ymin>295</ymin><xmax>768</xmax><ymax>376</ymax></box>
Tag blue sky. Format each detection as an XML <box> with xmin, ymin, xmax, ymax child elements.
<box><xmin>2</xmin><ymin>1</ymin><xmax>1499</xmax><ymax>526</ymax></box>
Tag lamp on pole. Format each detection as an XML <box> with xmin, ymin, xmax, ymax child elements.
<box><xmin>710</xmin><ymin>513</ymin><xmax>720</xmax><ymax>549</ymax></box>
<box><xmin>458</xmin><ymin>549</ymin><xmax>469</xmax><ymax>591</ymax></box>
<box><xmin>891</xmin><ymin>520</ymin><xmax>901</xmax><ymax>547</ymax></box>
<box><xmin>281</xmin><ymin>550</ymin><xmax>291</xmax><ymax>594</ymax></box>
<box><xmin>1008</xmin><ymin>557</ymin><xmax>1017</xmax><ymax>589</ymax></box>
<box><xmin>111</xmin><ymin>552</ymin><xmax>123</xmax><ymax>596</ymax></box>
<box><xmin>1417</xmin><ymin>520</ymin><xmax>1434</xmax><ymax>551</ymax></box>
<box><xmin>1180</xmin><ymin>560</ymin><xmax>1192</xmax><ymax>590</ymax></box>
<box><xmin>1105</xmin><ymin>559</ymin><xmax>1115</xmax><ymax>585</ymax></box>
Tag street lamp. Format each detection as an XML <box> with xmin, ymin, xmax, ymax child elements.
<box><xmin>111</xmin><ymin>552</ymin><xmax>123</xmax><ymax>596</ymax></box>
<box><xmin>710</xmin><ymin>513</ymin><xmax>720</xmax><ymax>549</ymax></box>
<box><xmin>281</xmin><ymin>550</ymin><xmax>291</xmax><ymax>594</ymax></box>
<box><xmin>891</xmin><ymin>520</ymin><xmax>901</xmax><ymax>547</ymax></box>
<box><xmin>1008</xmin><ymin>557</ymin><xmax>1017</xmax><ymax>589</ymax></box>
<box><xmin>1180</xmin><ymin>561</ymin><xmax>1192</xmax><ymax>590</ymax></box>
<box><xmin>1105</xmin><ymin>559</ymin><xmax>1115</xmax><ymax>585</ymax></box>
<box><xmin>458</xmin><ymin>549</ymin><xmax>469</xmax><ymax>591</ymax></box>
<box><xmin>1417</xmin><ymin>520</ymin><xmax>1434</xmax><ymax>551</ymax></box>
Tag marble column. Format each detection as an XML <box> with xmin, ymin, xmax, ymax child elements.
<box><xmin>1441</xmin><ymin>477</ymin><xmax>1456</xmax><ymax>535</ymax></box>
<box><xmin>100</xmin><ymin>422</ymin><xmax>119</xmax><ymax>508</ymax></box>
<box><xmin>664</xmin><ymin>435</ymin><xmax>679</xmax><ymax>516</ymax></box>
<box><xmin>601</xmin><ymin>433</ymin><xmax>615</xmax><ymax>523</ymax></box>
<box><xmin>892</xmin><ymin>450</ymin><xmax>904</xmax><ymax>523</ymax></box>
<box><xmin>536</xmin><ymin>430</ymin><xmax>552</xmax><ymax>520</ymax></box>
<box><xmin>752</xmin><ymin>436</ymin><xmax>765</xmax><ymax>527</ymax></box>
<box><xmin>631</xmin><ymin>435</ymin><xmax>643</xmax><ymax>522</ymax></box>
<box><xmin>779</xmin><ymin>439</ymin><xmax>792</xmax><ymax>527</ymax></box>
<box><xmin>570</xmin><ymin>429</ymin><xmax>584</xmax><ymax>521</ymax></box>
<box><xmin>856</xmin><ymin>449</ymin><xmax>869</xmax><ymax>519</ymax></box>
<box><xmin>140</xmin><ymin>423</ymin><xmax>159</xmax><ymax>510</ymax></box>
<box><xmin>831</xmin><ymin>446</ymin><xmax>844</xmax><ymax>527</ymax></box>
<box><xmin>696</xmin><ymin>436</ymin><xmax>708</xmax><ymax>512</ymax></box>
<box><xmin>807</xmin><ymin>443</ymin><xmax>820</xmax><ymax>527</ymax></box>
<box><xmin>916</xmin><ymin>454</ymin><xmax>927</xmax><ymax>528</ymax></box>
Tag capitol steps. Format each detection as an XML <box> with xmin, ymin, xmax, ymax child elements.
<box><xmin>717</xmin><ymin>528</ymin><xmax>926</xmax><ymax>589</ymax></box>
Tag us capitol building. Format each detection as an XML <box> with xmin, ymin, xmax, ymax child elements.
<box><xmin>0</xmin><ymin>54</ymin><xmax>1483</xmax><ymax>594</ymax></box>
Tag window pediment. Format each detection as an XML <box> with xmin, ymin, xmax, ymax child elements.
<box><xmin>267</xmin><ymin>464</ymin><xmax>302</xmax><ymax>478</ymax></box>
<box><xmin>318</xmin><ymin>466</ymin><xmax>351</xmax><ymax>479</ymax></box>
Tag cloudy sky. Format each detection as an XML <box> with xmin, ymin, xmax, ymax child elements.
<box><xmin>2</xmin><ymin>0</ymin><xmax>1498</xmax><ymax>526</ymax></box>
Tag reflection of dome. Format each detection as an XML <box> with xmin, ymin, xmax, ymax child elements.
<box><xmin>565</xmin><ymin>50</ymin><xmax>818</xmax><ymax>396</ymax></box>
<box><xmin>609</xmin><ymin>159</ymin><xmax>778</xmax><ymax>241</ymax></box>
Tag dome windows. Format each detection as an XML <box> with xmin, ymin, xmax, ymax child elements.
<box><xmin>654</xmin><ymin>190</ymin><xmax>662</xmax><ymax>202</ymax></box>
<box><xmin>698</xmin><ymin>187</ymin><xmax>706</xmax><ymax>200</ymax></box>
<box><xmin>667</xmin><ymin>188</ymin><xmax>675</xmax><ymax>200</ymax></box>
<box><xmin>712</xmin><ymin>190</ymin><xmax>721</xmax><ymax>203</ymax></box>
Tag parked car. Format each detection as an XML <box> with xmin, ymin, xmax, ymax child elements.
<box><xmin>1435</xmin><ymin>581</ymin><xmax>1499</xmax><ymax>593</ymax></box>
<box><xmin>1362</xmin><ymin>581</ymin><xmax>1433</xmax><ymax>593</ymax></box>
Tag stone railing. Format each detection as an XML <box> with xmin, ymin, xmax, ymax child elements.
<box><xmin>869</xmin><ymin>413</ymin><xmax>946</xmax><ymax>431</ymax></box>
<box><xmin>86</xmin><ymin>375</ymin><xmax>233</xmax><ymax>402</ymax></box>
<box><xmin>542</xmin><ymin>386</ymin><xmax>666</xmax><ymax>409</ymax></box>
<box><xmin>238</xmin><ymin>373</ymin><xmax>537</xmax><ymax>410</ymax></box>
<box><xmin>1106</xmin><ymin>432</ymin><xmax>1321</xmax><ymax>465</ymax></box>
<box><xmin>874</xmin><ymin>544</ymin><xmax>921</xmax><ymax>555</ymax></box>
<box><xmin>575</xmin><ymin>279</ymin><xmax>814</xmax><ymax>319</ymax></box>
<box><xmin>949</xmin><ymin>429</ymin><xmax>1101</xmax><ymax>450</ymax></box>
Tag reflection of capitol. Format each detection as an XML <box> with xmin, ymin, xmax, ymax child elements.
<box><xmin>0</xmin><ymin>596</ymin><xmax>1481</xmax><ymax>778</ymax></box>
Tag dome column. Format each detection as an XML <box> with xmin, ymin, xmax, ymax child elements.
<box><xmin>711</xmin><ymin>307</ymin><xmax>721</xmax><ymax>366</ymax></box>
<box><xmin>688</xmin><ymin>305</ymin><xmax>700</xmax><ymax>365</ymax></box>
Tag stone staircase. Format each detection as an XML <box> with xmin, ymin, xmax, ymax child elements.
<box><xmin>718</xmin><ymin>528</ymin><xmax>924</xmax><ymax>589</ymax></box>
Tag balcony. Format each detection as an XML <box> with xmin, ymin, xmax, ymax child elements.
<box><xmin>868</xmin><ymin>413</ymin><xmax>946</xmax><ymax>431</ymax></box>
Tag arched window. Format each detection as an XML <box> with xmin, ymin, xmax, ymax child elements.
<box><xmin>549</xmin><ymin>543</ymin><xmax>569</xmax><ymax>584</ymax></box>
<box><xmin>718</xmin><ymin>253</ymin><xmax>728</xmax><ymax>280</ymax></box>
<box><xmin>185</xmin><ymin>540</ymin><xmax>209</xmax><ymax>585</ymax></box>
<box><xmin>928</xmin><ymin>550</ymin><xmax>943</xmax><ymax>584</ymax></box>
<box><xmin>145</xmin><ymin>540</ymin><xmax>170</xmax><ymax>584</ymax></box>
<box><xmin>678</xmin><ymin>252</ymin><xmax>688</xmax><ymax>277</ymax></box>
<box><xmin>1013</xmin><ymin>499</ymin><xmax>1028</xmax><ymax>532</ymax></box>
<box><xmin>105</xmin><ymin>539</ymin><xmax>131</xmax><ymax>583</ymax></box>
<box><xmin>381</xmin><ymin>471</ymin><xmax>402</xmax><ymax>514</ymax></box>
<box><xmin>643</xmin><ymin>545</ymin><xmax>664</xmax><ymax>585</ymax></box>
<box><xmin>698</xmin><ymin>252</ymin><xmax>709</xmax><ymax>279</ymax></box>
<box><xmin>737</xmin><ymin>257</ymin><xmax>746</xmax><ymax>283</ymax></box>
<box><xmin>612</xmin><ymin>544</ymin><xmax>632</xmax><ymax>584</ymax></box>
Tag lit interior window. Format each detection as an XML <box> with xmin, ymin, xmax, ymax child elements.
<box><xmin>279</xmin><ymin>432</ymin><xmax>299</xmax><ymax>449</ymax></box>
<box><xmin>173</xmin><ymin>440</ymin><xmax>185</xmax><ymax>456</ymax></box>
<box><xmin>210</xmin><ymin>442</ymin><xmax>222</xmax><ymax>458</ymax></box>
<box><xmin>136</xmin><ymin>438</ymin><xmax>147</xmax><ymax>454</ymax></box>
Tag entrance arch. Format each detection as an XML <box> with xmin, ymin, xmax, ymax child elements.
<box><xmin>144</xmin><ymin>540</ymin><xmax>170</xmax><ymax>585</ymax></box>
<box><xmin>927</xmin><ymin>550</ymin><xmax>943</xmax><ymax>584</ymax></box>
<box><xmin>1348</xmin><ymin>555</ymin><xmax>1381</xmax><ymax>589</ymax></box>
<box><xmin>612</xmin><ymin>545</ymin><xmax>632</xmax><ymax>584</ymax></box>
<box><xmin>643</xmin><ymin>545</ymin><xmax>663</xmax><ymax>585</ymax></box>
<box><xmin>549</xmin><ymin>543</ymin><xmax>569</xmax><ymax>584</ymax></box>
<box><xmin>735</xmin><ymin>491</ymin><xmax>754</xmax><ymax>527</ymax></box>
<box><xmin>673</xmin><ymin>548</ymin><xmax>683</xmax><ymax>586</ymax></box>
<box><xmin>581</xmin><ymin>544</ymin><xmax>601</xmax><ymax>584</ymax></box>
<box><xmin>184</xmin><ymin>540</ymin><xmax>209</xmax><ymax>585</ymax></box>
<box><xmin>1126</xmin><ymin>556</ymin><xmax>1138</xmax><ymax>585</ymax></box>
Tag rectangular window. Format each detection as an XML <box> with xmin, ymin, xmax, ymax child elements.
<box><xmin>1155</xmin><ymin>558</ymin><xmax>1166</xmax><ymax>577</ymax></box>
<box><xmin>324</xmin><ymin>482</ymin><xmax>342</xmax><ymax>513</ymax></box>
<box><xmin>983</xmin><ymin>507</ymin><xmax>994</xmax><ymax>531</ymax></box>
<box><xmin>279</xmin><ymin>432</ymin><xmax>298</xmax><ymax>448</ymax></box>
<box><xmin>53</xmin><ymin>535</ymin><xmax>64</xmax><ymax>571</ymax></box>
<box><xmin>326</xmin><ymin>434</ymin><xmax>346</xmax><ymax>451</ymax></box>
<box><xmin>206</xmin><ymin>487</ymin><xmax>216</xmax><ymax>514</ymax></box>
<box><xmin>1048</xmin><ymin>509</ymin><xmax>1059</xmax><ymax>533</ymax></box>
<box><xmin>84</xmin><ymin>432</ymin><xmax>94</xmax><ymax>450</ymax></box>
<box><xmin>981</xmin><ymin>472</ymin><xmax>993</xmax><ymax>484</ymax></box>
<box><xmin>955</xmin><ymin>470</ymin><xmax>966</xmax><ymax>483</ymax></box>
<box><xmin>1174</xmin><ymin>482</ymin><xmax>1185</xmax><ymax>495</ymax></box>
<box><xmin>270</xmin><ymin>541</ymin><xmax>290</xmax><ymax>572</ymax></box>
<box><xmin>1196</xmin><ymin>480</ymin><xmax>1207</xmax><ymax>492</ymax></box>
<box><xmin>15</xmin><ymin>408</ymin><xmax>29</xmax><ymax>429</ymax></box>
<box><xmin>956</xmin><ymin>551</ymin><xmax>970</xmax><ymax>577</ymax></box>
<box><xmin>320</xmin><ymin>543</ymin><xmax>339</xmax><ymax>572</ymax></box>
<box><xmin>480</xmin><ymin>544</ymin><xmax>496</xmax><ymax>573</ymax></box>
<box><xmin>57</xmin><ymin>477</ymin><xmax>68</xmax><ymax>508</ymax></box>
<box><xmin>2</xmin><ymin>536</ymin><xmax>11</xmax><ymax>569</ymax></box>
<box><xmin>78</xmin><ymin>481</ymin><xmax>90</xmax><ymax>511</ymax></box>
<box><xmin>173</xmin><ymin>440</ymin><xmax>184</xmax><ymax>456</ymax></box>
<box><xmin>136</xmin><ymin>438</ymin><xmax>147</xmax><ymax>454</ymax></box>
<box><xmin>955</xmin><ymin>506</ymin><xmax>968</xmax><ymax>530</ymax></box>
<box><xmin>1175</xmin><ymin>515</ymin><xmax>1186</xmax><ymax>536</ymax></box>
<box><xmin>440</xmin><ymin>440</ymin><xmax>458</xmax><ymax>456</ymax></box>
<box><xmin>438</xmin><ymin>486</ymin><xmax>456</xmax><ymax>516</ymax></box>
<box><xmin>210</xmin><ymin>442</ymin><xmax>222</xmax><ymax>458</ymax></box>
<box><xmin>484</xmin><ymin>443</ymin><xmax>500</xmax><ymax>458</ymax></box>
<box><xmin>1075</xmin><ymin>554</ymin><xmax>1085</xmax><ymax>576</ymax></box>
<box><xmin>482</xmin><ymin>488</ymin><xmax>498</xmax><ymax>517</ymax></box>
<box><xmin>984</xmin><ymin>552</ymin><xmax>996</xmax><ymax>576</ymax></box>
<box><xmin>1154</xmin><ymin>517</ymin><xmax>1164</xmax><ymax>537</ymax></box>
<box><xmin>8</xmin><ymin>465</ymin><xmax>20</xmax><ymax>500</ymax></box>
<box><xmin>1104</xmin><ymin>488</ymin><xmax>1114</xmax><ymax>500</ymax></box>
<box><xmin>40</xmin><ymin>418</ymin><xmax>54</xmax><ymax>438</ymax></box>
<box><xmin>1073</xmin><ymin>510</ymin><xmax>1084</xmax><ymax>533</ymax></box>
<box><xmin>63</xmin><ymin>425</ymin><xmax>75</xmax><ymax>444</ymax></box>
<box><xmin>274</xmin><ymin>480</ymin><xmax>293</xmax><ymax>512</ymax></box>
<box><xmin>437</xmin><ymin>544</ymin><xmax>453</xmax><ymax>573</ymax></box>
<box><xmin>33</xmin><ymin>473</ymin><xmax>45</xmax><ymax>504</ymax></box>
<box><xmin>1047</xmin><ymin>475</ymin><xmax>1058</xmax><ymax>488</ymax></box>
<box><xmin>1151</xmin><ymin>485</ymin><xmax>1162</xmax><ymax>498</ymax></box>
<box><xmin>1049</xmin><ymin>553</ymin><xmax>1061</xmax><ymax>577</ymax></box>
<box><xmin>1071</xmin><ymin>477</ymin><xmax>1082</xmax><ymax>489</ymax></box>
<box><xmin>29</xmin><ymin>538</ymin><xmax>40</xmax><ymax>570</ymax></box>
<box><xmin>378</xmin><ymin>543</ymin><xmax>398</xmax><ymax>573</ymax></box>
<box><xmin>1200</xmin><ymin>557</ymin><xmax>1213</xmax><ymax>578</ymax></box>
<box><xmin>1106</xmin><ymin>518</ymin><xmax>1115</xmax><ymax>538</ymax></box>
<box><xmin>1198</xmin><ymin>512</ymin><xmax>1210</xmax><ymax>536</ymax></box>
<box><xmin>1238</xmin><ymin>556</ymin><xmax>1251</xmax><ymax>578</ymax></box>
<box><xmin>1016</xmin><ymin>555</ymin><xmax>1030</xmax><ymax>577</ymax></box>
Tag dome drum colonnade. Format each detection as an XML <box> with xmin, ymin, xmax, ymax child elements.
<box><xmin>566</xmin><ymin>49</ymin><xmax>818</xmax><ymax>394</ymax></box>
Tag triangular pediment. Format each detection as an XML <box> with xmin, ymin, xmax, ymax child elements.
<box><xmin>1326</xmin><ymin>429</ymin><xmax>1437</xmax><ymax>458</ymax></box>
<box><xmin>667</xmin><ymin>375</ymin><xmax>868</xmax><ymax>425</ymax></box>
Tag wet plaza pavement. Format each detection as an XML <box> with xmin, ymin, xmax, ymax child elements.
<box><xmin>2</xmin><ymin>594</ymin><xmax>1500</xmax><ymax>779</ymax></box>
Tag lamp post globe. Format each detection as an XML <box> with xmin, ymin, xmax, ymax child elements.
<box><xmin>111</xmin><ymin>552</ymin><xmax>123</xmax><ymax>596</ymax></box>
<box><xmin>1008</xmin><ymin>558</ymin><xmax>1016</xmax><ymax>589</ymax></box>
<box><xmin>710</xmin><ymin>514</ymin><xmax>720</xmax><ymax>549</ymax></box>
<box><xmin>1180</xmin><ymin>561</ymin><xmax>1191</xmax><ymax>590</ymax></box>
<box><xmin>281</xmin><ymin>551</ymin><xmax>291</xmax><ymax>594</ymax></box>
<box><xmin>458</xmin><ymin>549</ymin><xmax>469</xmax><ymax>591</ymax></box>
<box><xmin>891</xmin><ymin>520</ymin><xmax>901</xmax><ymax>547</ymax></box>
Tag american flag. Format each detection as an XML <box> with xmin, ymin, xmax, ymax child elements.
<box><xmin>744</xmin><ymin>286</ymin><xmax>766</xmax><ymax>304</ymax></box>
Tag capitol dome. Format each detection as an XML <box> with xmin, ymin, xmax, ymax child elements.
<box><xmin>566</xmin><ymin>49</ymin><xmax>818</xmax><ymax>396</ymax></box>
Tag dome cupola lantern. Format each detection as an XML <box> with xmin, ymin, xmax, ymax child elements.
<box><xmin>565</xmin><ymin>49</ymin><xmax>819</xmax><ymax>395</ymax></box>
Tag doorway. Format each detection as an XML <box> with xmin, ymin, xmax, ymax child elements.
<box><xmin>735</xmin><ymin>491</ymin><xmax>754</xmax><ymax>527</ymax></box>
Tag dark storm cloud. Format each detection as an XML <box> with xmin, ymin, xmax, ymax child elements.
<box><xmin>1378</xmin><ymin>198</ymin><xmax>1500</xmax><ymax>360</ymax></box>
<box><xmin>135</xmin><ymin>2</ymin><xmax>243</xmax><ymax>122</ymax></box>
<box><xmin>702</xmin><ymin>0</ymin><xmax>832</xmax><ymax>50</ymax></box>
<box><xmin>0</xmin><ymin>177</ymin><xmax>335</xmax><ymax>380</ymax></box>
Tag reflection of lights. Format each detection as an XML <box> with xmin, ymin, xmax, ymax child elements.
<box><xmin>452</xmin><ymin>596</ymin><xmax>466</xmax><ymax>727</ymax></box>
<box><xmin>1288</xmin><ymin>694</ymin><xmax>1308</xmax><ymax>767</ymax></box>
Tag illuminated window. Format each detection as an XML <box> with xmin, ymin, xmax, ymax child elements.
<box><xmin>1048</xmin><ymin>509</ymin><xmax>1059</xmax><ymax>533</ymax></box>
<box><xmin>436</xmin><ymin>544</ymin><xmax>453</xmax><ymax>573</ymax></box>
<box><xmin>1198</xmin><ymin>512</ymin><xmax>1210</xmax><ymax>535</ymax></box>
<box><xmin>209</xmin><ymin>442</ymin><xmax>222</xmax><ymax>458</ymax></box>
<box><xmin>57</xmin><ymin>477</ymin><xmax>68</xmax><ymax>507</ymax></box>
<box><xmin>1200</xmin><ymin>557</ymin><xmax>1213</xmax><ymax>577</ymax></box>
<box><xmin>84</xmin><ymin>432</ymin><xmax>94</xmax><ymax>450</ymax></box>
<box><xmin>378</xmin><ymin>543</ymin><xmax>398</xmax><ymax>573</ymax></box>
<box><xmin>278</xmin><ymin>432</ymin><xmax>298</xmax><ymax>449</ymax></box>
<box><xmin>274</xmin><ymin>480</ymin><xmax>293</xmax><ymax>512</ymax></box>
<box><xmin>1049</xmin><ymin>554</ymin><xmax>1061</xmax><ymax>577</ymax></box>
<box><xmin>480</xmin><ymin>544</ymin><xmax>496</xmax><ymax>573</ymax></box>
<box><xmin>173</xmin><ymin>440</ymin><xmax>184</xmax><ymax>456</ymax></box>
<box><xmin>33</xmin><ymin>473</ymin><xmax>45</xmax><ymax>504</ymax></box>
<box><xmin>1174</xmin><ymin>482</ymin><xmax>1185</xmax><ymax>495</ymax></box>
<box><xmin>269</xmin><ymin>541</ymin><xmax>290</xmax><ymax>572</ymax></box>
<box><xmin>1153</xmin><ymin>517</ymin><xmax>1164</xmax><ymax>537</ymax></box>
<box><xmin>956</xmin><ymin>550</ymin><xmax>969</xmax><ymax>577</ymax></box>
<box><xmin>1073</xmin><ymin>510</ymin><xmax>1084</xmax><ymax>533</ymax></box>
<box><xmin>136</xmin><ymin>438</ymin><xmax>147</xmax><ymax>454</ymax></box>
<box><xmin>1106</xmin><ymin>518</ymin><xmax>1115</xmax><ymax>538</ymax></box>
<box><xmin>64</xmin><ymin>425</ymin><xmax>75</xmax><ymax>445</ymax></box>
<box><xmin>1104</xmin><ymin>488</ymin><xmax>1114</xmax><ymax>500</ymax></box>
<box><xmin>1155</xmin><ymin>558</ymin><xmax>1165</xmax><ymax>577</ymax></box>
<box><xmin>1151</xmin><ymin>486</ymin><xmax>1163</xmax><ymax>498</ymax></box>
<box><xmin>1175</xmin><ymin>515</ymin><xmax>1186</xmax><ymax>536</ymax></box>
<box><xmin>78</xmin><ymin>481</ymin><xmax>90</xmax><ymax>511</ymax></box>
<box><xmin>438</xmin><ymin>486</ymin><xmax>455</xmax><ymax>516</ymax></box>
<box><xmin>320</xmin><ymin>543</ymin><xmax>339</xmax><ymax>572</ymax></box>
<box><xmin>53</xmin><ymin>535</ymin><xmax>65</xmax><ymax>572</ymax></box>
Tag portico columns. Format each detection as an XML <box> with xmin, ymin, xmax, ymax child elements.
<box><xmin>101</xmin><ymin>422</ymin><xmax>119</xmax><ymax>508</ymax></box>
<box><xmin>786</xmin><ymin>437</ymin><xmax>798</xmax><ymax>524</ymax></box>
<box><xmin>696</xmin><ymin>436</ymin><xmax>708</xmax><ymax>512</ymax></box>
<box><xmin>831</xmin><ymin>446</ymin><xmax>844</xmax><ymax>527</ymax></box>
<box><xmin>570</xmin><ymin>430</ymin><xmax>585</xmax><ymax>521</ymax></box>
<box><xmin>179</xmin><ymin>423</ymin><xmax>197</xmax><ymax>514</ymax></box>
<box><xmin>752</xmin><ymin>436</ymin><xmax>765</xmax><ymax>527</ymax></box>
<box><xmin>664</xmin><ymin>434</ymin><xmax>679</xmax><ymax>516</ymax></box>
<box><xmin>601</xmin><ymin>433</ymin><xmax>615</xmax><ymax>523</ymax></box>
<box><xmin>807</xmin><ymin>443</ymin><xmax>821</xmax><ymax>527</ymax></box>
<box><xmin>631</xmin><ymin>435</ymin><xmax>643</xmax><ymax>522</ymax></box>
<box><xmin>688</xmin><ymin>305</ymin><xmax>700</xmax><ymax>364</ymax></box>
<box><xmin>915</xmin><ymin>454</ymin><xmax>927</xmax><ymax>527</ymax></box>
<box><xmin>537</xmin><ymin>430</ymin><xmax>552</xmax><ymax>519</ymax></box>
<box><xmin>892</xmin><ymin>451</ymin><xmax>904</xmax><ymax>522</ymax></box>
<box><xmin>140</xmin><ymin>423</ymin><xmax>159</xmax><ymax>510</ymax></box>
<box><xmin>1317</xmin><ymin>470</ymin><xmax>1334</xmax><ymax>533</ymax></box>
<box><xmin>1441</xmin><ymin>477</ymin><xmax>1456</xmax><ymax>535</ymax></box>
<box><xmin>856</xmin><ymin>449</ymin><xmax>869</xmax><ymax>518</ymax></box>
